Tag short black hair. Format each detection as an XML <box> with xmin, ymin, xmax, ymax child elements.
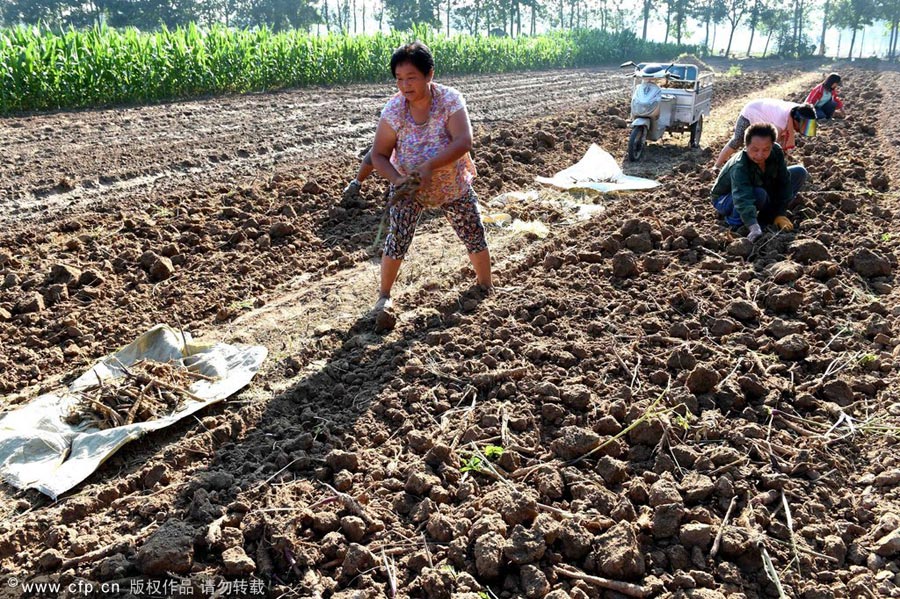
<box><xmin>745</xmin><ymin>122</ymin><xmax>777</xmax><ymax>146</ymax></box>
<box><xmin>390</xmin><ymin>41</ymin><xmax>434</xmax><ymax>78</ymax></box>
<box><xmin>790</xmin><ymin>103</ymin><xmax>816</xmax><ymax>122</ymax></box>
<box><xmin>823</xmin><ymin>73</ymin><xmax>842</xmax><ymax>90</ymax></box>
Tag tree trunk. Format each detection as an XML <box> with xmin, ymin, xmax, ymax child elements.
<box><xmin>642</xmin><ymin>0</ymin><xmax>650</xmax><ymax>40</ymax></box>
<box><xmin>858</xmin><ymin>28</ymin><xmax>864</xmax><ymax>58</ymax></box>
<box><xmin>446</xmin><ymin>0</ymin><xmax>451</xmax><ymax>35</ymax></box>
<box><xmin>352</xmin><ymin>0</ymin><xmax>357</xmax><ymax>33</ymax></box>
<box><xmin>362</xmin><ymin>1</ymin><xmax>366</xmax><ymax>32</ymax></box>
<box><xmin>791</xmin><ymin>0</ymin><xmax>799</xmax><ymax>56</ymax></box>
<box><xmin>763</xmin><ymin>30</ymin><xmax>772</xmax><ymax>57</ymax></box>
<box><xmin>725</xmin><ymin>24</ymin><xmax>737</xmax><ymax>57</ymax></box>
<box><xmin>704</xmin><ymin>11</ymin><xmax>711</xmax><ymax>55</ymax></box>
<box><xmin>664</xmin><ymin>4</ymin><xmax>671</xmax><ymax>44</ymax></box>
<box><xmin>746</xmin><ymin>1</ymin><xmax>757</xmax><ymax>56</ymax></box>
<box><xmin>818</xmin><ymin>0</ymin><xmax>829</xmax><ymax>55</ymax></box>
<box><xmin>891</xmin><ymin>20</ymin><xmax>900</xmax><ymax>60</ymax></box>
<box><xmin>892</xmin><ymin>20</ymin><xmax>899</xmax><ymax>59</ymax></box>
<box><xmin>531</xmin><ymin>3</ymin><xmax>536</xmax><ymax>35</ymax></box>
<box><xmin>324</xmin><ymin>0</ymin><xmax>330</xmax><ymax>32</ymax></box>
<box><xmin>848</xmin><ymin>28</ymin><xmax>857</xmax><ymax>59</ymax></box>
<box><xmin>474</xmin><ymin>1</ymin><xmax>479</xmax><ymax>35</ymax></box>
<box><xmin>887</xmin><ymin>23</ymin><xmax>895</xmax><ymax>59</ymax></box>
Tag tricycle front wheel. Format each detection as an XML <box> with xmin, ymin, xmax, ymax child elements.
<box><xmin>628</xmin><ymin>126</ymin><xmax>647</xmax><ymax>161</ymax></box>
<box><xmin>690</xmin><ymin>115</ymin><xmax>703</xmax><ymax>148</ymax></box>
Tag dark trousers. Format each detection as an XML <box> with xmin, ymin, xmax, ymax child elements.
<box><xmin>713</xmin><ymin>165</ymin><xmax>807</xmax><ymax>227</ymax></box>
<box><xmin>815</xmin><ymin>100</ymin><xmax>837</xmax><ymax>119</ymax></box>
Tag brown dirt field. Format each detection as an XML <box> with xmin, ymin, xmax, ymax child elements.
<box><xmin>1</xmin><ymin>58</ymin><xmax>899</xmax><ymax>599</ymax></box>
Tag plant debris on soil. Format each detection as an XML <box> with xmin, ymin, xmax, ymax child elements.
<box><xmin>65</xmin><ymin>359</ymin><xmax>213</xmax><ymax>429</ymax></box>
<box><xmin>1</xmin><ymin>58</ymin><xmax>899</xmax><ymax>599</ymax></box>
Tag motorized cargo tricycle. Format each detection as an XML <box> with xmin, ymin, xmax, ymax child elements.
<box><xmin>620</xmin><ymin>61</ymin><xmax>713</xmax><ymax>161</ymax></box>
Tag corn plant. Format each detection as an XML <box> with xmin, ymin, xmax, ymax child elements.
<box><xmin>0</xmin><ymin>24</ymin><xmax>696</xmax><ymax>114</ymax></box>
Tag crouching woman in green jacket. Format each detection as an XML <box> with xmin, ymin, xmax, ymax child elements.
<box><xmin>710</xmin><ymin>123</ymin><xmax>808</xmax><ymax>242</ymax></box>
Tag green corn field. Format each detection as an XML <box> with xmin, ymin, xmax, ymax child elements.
<box><xmin>0</xmin><ymin>24</ymin><xmax>693</xmax><ymax>114</ymax></box>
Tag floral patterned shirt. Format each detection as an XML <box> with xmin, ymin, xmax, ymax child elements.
<box><xmin>381</xmin><ymin>82</ymin><xmax>476</xmax><ymax>207</ymax></box>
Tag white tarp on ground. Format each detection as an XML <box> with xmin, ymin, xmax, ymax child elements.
<box><xmin>0</xmin><ymin>325</ymin><xmax>267</xmax><ymax>499</ymax></box>
<box><xmin>535</xmin><ymin>143</ymin><xmax>659</xmax><ymax>193</ymax></box>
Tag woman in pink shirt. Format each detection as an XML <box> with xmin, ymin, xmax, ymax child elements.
<box><xmin>370</xmin><ymin>41</ymin><xmax>491</xmax><ymax>313</ymax></box>
<box><xmin>714</xmin><ymin>99</ymin><xmax>816</xmax><ymax>168</ymax></box>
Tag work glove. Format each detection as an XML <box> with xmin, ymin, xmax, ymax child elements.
<box><xmin>774</xmin><ymin>216</ymin><xmax>794</xmax><ymax>231</ymax></box>
<box><xmin>747</xmin><ymin>223</ymin><xmax>763</xmax><ymax>242</ymax></box>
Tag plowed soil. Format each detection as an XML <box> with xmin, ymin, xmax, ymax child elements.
<box><xmin>2</xmin><ymin>57</ymin><xmax>899</xmax><ymax>599</ymax></box>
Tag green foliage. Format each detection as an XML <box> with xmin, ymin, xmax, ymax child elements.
<box><xmin>725</xmin><ymin>64</ymin><xmax>742</xmax><ymax>76</ymax></box>
<box><xmin>460</xmin><ymin>454</ymin><xmax>483</xmax><ymax>473</ymax></box>
<box><xmin>461</xmin><ymin>444</ymin><xmax>505</xmax><ymax>473</ymax></box>
<box><xmin>673</xmin><ymin>412</ymin><xmax>694</xmax><ymax>431</ymax></box>
<box><xmin>880</xmin><ymin>233</ymin><xmax>893</xmax><ymax>242</ymax></box>
<box><xmin>0</xmin><ymin>24</ymin><xmax>697</xmax><ymax>114</ymax></box>
<box><xmin>857</xmin><ymin>354</ymin><xmax>878</xmax><ymax>366</ymax></box>
<box><xmin>483</xmin><ymin>444</ymin><xmax>504</xmax><ymax>459</ymax></box>
<box><xmin>384</xmin><ymin>0</ymin><xmax>440</xmax><ymax>31</ymax></box>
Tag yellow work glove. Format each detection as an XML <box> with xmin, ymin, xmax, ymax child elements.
<box><xmin>774</xmin><ymin>216</ymin><xmax>794</xmax><ymax>231</ymax></box>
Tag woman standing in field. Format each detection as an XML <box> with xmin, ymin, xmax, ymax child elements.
<box><xmin>369</xmin><ymin>41</ymin><xmax>492</xmax><ymax>313</ymax></box>
<box><xmin>805</xmin><ymin>73</ymin><xmax>845</xmax><ymax>120</ymax></box>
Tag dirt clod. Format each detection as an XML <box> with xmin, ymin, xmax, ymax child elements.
<box><xmin>686</xmin><ymin>365</ymin><xmax>719</xmax><ymax>394</ymax></box>
<box><xmin>774</xmin><ymin>333</ymin><xmax>810</xmax><ymax>360</ymax></box>
<box><xmin>136</xmin><ymin>520</ymin><xmax>195</xmax><ymax>575</ymax></box>
<box><xmin>611</xmin><ymin>250</ymin><xmax>639</xmax><ymax>278</ymax></box>
<box><xmin>851</xmin><ymin>248</ymin><xmax>892</xmax><ymax>277</ymax></box>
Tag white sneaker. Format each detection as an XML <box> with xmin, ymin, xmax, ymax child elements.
<box><xmin>373</xmin><ymin>296</ymin><xmax>393</xmax><ymax>312</ymax></box>
<box><xmin>343</xmin><ymin>179</ymin><xmax>361</xmax><ymax>200</ymax></box>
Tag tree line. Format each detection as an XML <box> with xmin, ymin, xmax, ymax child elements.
<box><xmin>1</xmin><ymin>0</ymin><xmax>897</xmax><ymax>59</ymax></box>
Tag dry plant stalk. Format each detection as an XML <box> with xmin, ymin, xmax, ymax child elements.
<box><xmin>388</xmin><ymin>172</ymin><xmax>422</xmax><ymax>208</ymax></box>
<box><xmin>382</xmin><ymin>549</ymin><xmax>398</xmax><ymax>598</ymax></box>
<box><xmin>569</xmin><ymin>383</ymin><xmax>672</xmax><ymax>465</ymax></box>
<box><xmin>711</xmin><ymin>495</ymin><xmax>738</xmax><ymax>558</ymax></box>
<box><xmin>66</xmin><ymin>359</ymin><xmax>207</xmax><ymax>429</ymax></box>
<box><xmin>311</xmin><ymin>482</ymin><xmax>374</xmax><ymax>526</ymax></box>
<box><xmin>781</xmin><ymin>491</ymin><xmax>802</xmax><ymax>573</ymax></box>
<box><xmin>555</xmin><ymin>565</ymin><xmax>651</xmax><ymax>598</ymax></box>
<box><xmin>760</xmin><ymin>543</ymin><xmax>789</xmax><ymax>599</ymax></box>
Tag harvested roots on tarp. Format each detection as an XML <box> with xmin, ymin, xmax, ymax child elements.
<box><xmin>65</xmin><ymin>359</ymin><xmax>214</xmax><ymax>429</ymax></box>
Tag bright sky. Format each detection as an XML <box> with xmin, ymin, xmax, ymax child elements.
<box><xmin>661</xmin><ymin>18</ymin><xmax>894</xmax><ymax>58</ymax></box>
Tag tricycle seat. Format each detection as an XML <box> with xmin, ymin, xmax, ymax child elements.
<box><xmin>667</xmin><ymin>65</ymin><xmax>698</xmax><ymax>82</ymax></box>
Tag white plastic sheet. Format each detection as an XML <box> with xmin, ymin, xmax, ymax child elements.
<box><xmin>0</xmin><ymin>325</ymin><xmax>267</xmax><ymax>499</ymax></box>
<box><xmin>535</xmin><ymin>143</ymin><xmax>659</xmax><ymax>193</ymax></box>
